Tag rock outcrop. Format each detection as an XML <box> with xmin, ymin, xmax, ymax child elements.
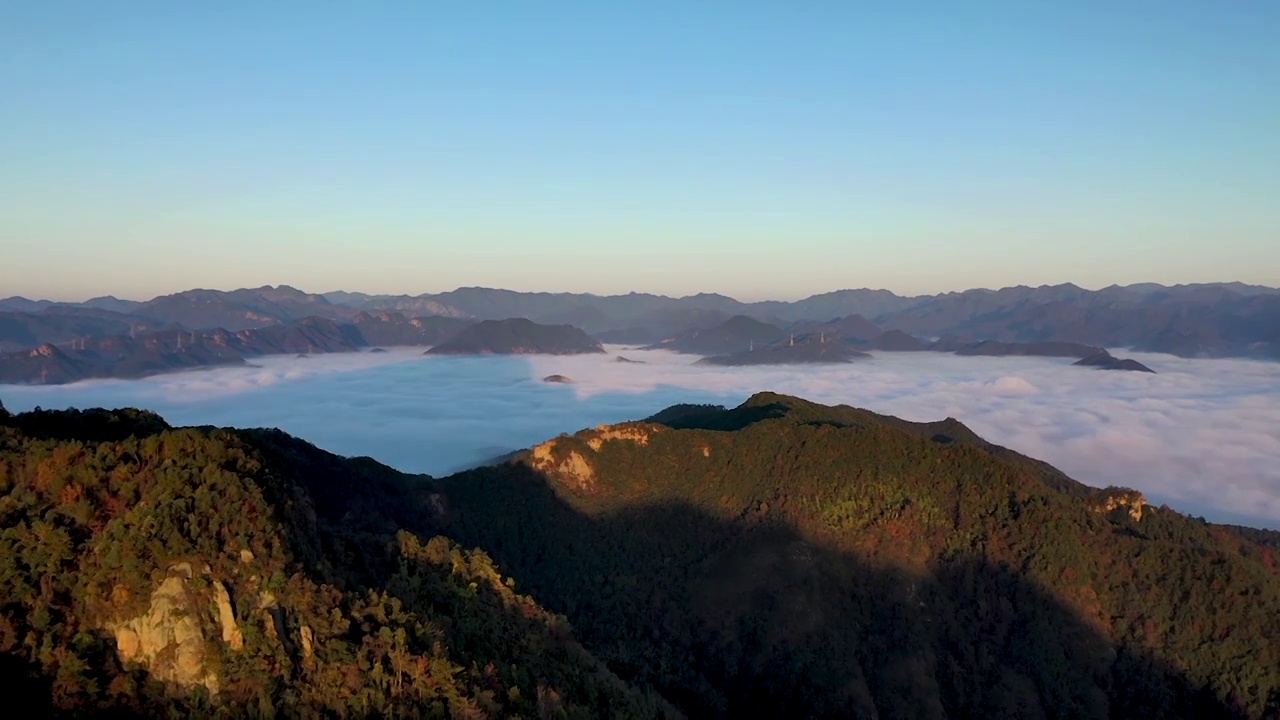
<box><xmin>214</xmin><ymin>580</ymin><xmax>244</xmax><ymax>651</ymax></box>
<box><xmin>1090</xmin><ymin>489</ymin><xmax>1149</xmax><ymax>521</ymax></box>
<box><xmin>527</xmin><ymin>423</ymin><xmax>666</xmax><ymax>492</ymax></box>
<box><xmin>106</xmin><ymin>563</ymin><xmax>223</xmax><ymax>694</ymax></box>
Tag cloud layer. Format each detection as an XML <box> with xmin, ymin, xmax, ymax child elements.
<box><xmin>4</xmin><ymin>346</ymin><xmax>1279</xmax><ymax>528</ymax></box>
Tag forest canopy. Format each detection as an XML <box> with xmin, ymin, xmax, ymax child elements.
<box><xmin>1</xmin><ymin>393</ymin><xmax>1278</xmax><ymax>718</ymax></box>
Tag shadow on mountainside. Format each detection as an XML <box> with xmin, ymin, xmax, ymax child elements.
<box><xmin>3</xmin><ymin>383</ymin><xmax>1274</xmax><ymax>717</ymax></box>
<box><xmin>428</xmin><ymin>461</ymin><xmax>1249</xmax><ymax>720</ymax></box>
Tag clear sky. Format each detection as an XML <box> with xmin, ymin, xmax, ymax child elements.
<box><xmin>2</xmin><ymin>2</ymin><xmax>1277</xmax><ymax>301</ymax></box>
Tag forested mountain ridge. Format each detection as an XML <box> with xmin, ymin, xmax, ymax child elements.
<box><xmin>435</xmin><ymin>394</ymin><xmax>1280</xmax><ymax>719</ymax></box>
<box><xmin>3</xmin><ymin>395</ymin><xmax>1280</xmax><ymax>717</ymax></box>
<box><xmin>0</xmin><ymin>405</ymin><xmax>676</xmax><ymax>718</ymax></box>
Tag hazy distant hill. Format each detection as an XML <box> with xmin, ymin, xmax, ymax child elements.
<box><xmin>697</xmin><ymin>333</ymin><xmax>871</xmax><ymax>365</ymax></box>
<box><xmin>0</xmin><ymin>308</ymin><xmax>169</xmax><ymax>353</ymax></box>
<box><xmin>134</xmin><ymin>286</ymin><xmax>356</xmax><ymax>331</ymax></box>
<box><xmin>852</xmin><ymin>329</ymin><xmax>931</xmax><ymax>351</ymax></box>
<box><xmin>325</xmin><ymin>283</ymin><xmax>1280</xmax><ymax>360</ymax></box>
<box><xmin>0</xmin><ymin>312</ymin><xmax>476</xmax><ymax>385</ymax></box>
<box><xmin>8</xmin><ymin>281</ymin><xmax>1280</xmax><ymax>360</ymax></box>
<box><xmin>643</xmin><ymin>315</ymin><xmax>785</xmax><ymax>355</ymax></box>
<box><xmin>427</xmin><ymin>318</ymin><xmax>605</xmax><ymax>355</ymax></box>
<box><xmin>931</xmin><ymin>339</ymin><xmax>1109</xmax><ymax>358</ymax></box>
<box><xmin>349</xmin><ymin>311</ymin><xmax>474</xmax><ymax>347</ymax></box>
<box><xmin>322</xmin><ymin>290</ymin><xmax>471</xmax><ymax>319</ymax></box>
<box><xmin>1074</xmin><ymin>351</ymin><xmax>1157</xmax><ymax>373</ymax></box>
<box><xmin>788</xmin><ymin>313</ymin><xmax>884</xmax><ymax>341</ymax></box>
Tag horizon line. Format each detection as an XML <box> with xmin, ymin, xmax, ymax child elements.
<box><xmin>4</xmin><ymin>278</ymin><xmax>1279</xmax><ymax>307</ymax></box>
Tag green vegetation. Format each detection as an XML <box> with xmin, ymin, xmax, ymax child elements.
<box><xmin>0</xmin><ymin>404</ymin><xmax>674</xmax><ymax>718</ymax></box>
<box><xmin>437</xmin><ymin>393</ymin><xmax>1280</xmax><ymax>719</ymax></box>
<box><xmin>3</xmin><ymin>391</ymin><xmax>1280</xmax><ymax>718</ymax></box>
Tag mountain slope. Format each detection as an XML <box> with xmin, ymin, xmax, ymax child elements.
<box><xmin>0</xmin><ymin>309</ymin><xmax>168</xmax><ymax>353</ymax></box>
<box><xmin>697</xmin><ymin>333</ymin><xmax>870</xmax><ymax>365</ymax></box>
<box><xmin>0</xmin><ymin>313</ymin><xmax>475</xmax><ymax>385</ymax></box>
<box><xmin>427</xmin><ymin>318</ymin><xmax>605</xmax><ymax>355</ymax></box>
<box><xmin>0</xmin><ymin>406</ymin><xmax>677</xmax><ymax>718</ymax></box>
<box><xmin>643</xmin><ymin>315</ymin><xmax>785</xmax><ymax>355</ymax></box>
<box><xmin>435</xmin><ymin>394</ymin><xmax>1280</xmax><ymax>719</ymax></box>
<box><xmin>12</xmin><ymin>282</ymin><xmax>1280</xmax><ymax>360</ymax></box>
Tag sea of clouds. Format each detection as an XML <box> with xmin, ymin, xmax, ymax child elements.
<box><xmin>3</xmin><ymin>346</ymin><xmax>1278</xmax><ymax>529</ymax></box>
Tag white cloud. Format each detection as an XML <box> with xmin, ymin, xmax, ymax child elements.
<box><xmin>4</xmin><ymin>346</ymin><xmax>1279</xmax><ymax>529</ymax></box>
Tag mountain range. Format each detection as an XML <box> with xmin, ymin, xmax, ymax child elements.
<box><xmin>0</xmin><ymin>313</ymin><xmax>584</xmax><ymax>385</ymax></box>
<box><xmin>2</xmin><ymin>393</ymin><xmax>1278</xmax><ymax>717</ymax></box>
<box><xmin>3</xmin><ymin>281</ymin><xmax>1278</xmax><ymax>360</ymax></box>
<box><xmin>659</xmin><ymin>315</ymin><xmax>1155</xmax><ymax>372</ymax></box>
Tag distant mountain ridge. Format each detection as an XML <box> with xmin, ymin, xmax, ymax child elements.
<box><xmin>0</xmin><ymin>313</ymin><xmax>481</xmax><ymax>385</ymax></box>
<box><xmin>0</xmin><ymin>312</ymin><xmax>616</xmax><ymax>385</ymax></box>
<box><xmin>3</xmin><ymin>281</ymin><xmax>1278</xmax><ymax>359</ymax></box>
<box><xmin>649</xmin><ymin>316</ymin><xmax>1156</xmax><ymax>371</ymax></box>
<box><xmin>427</xmin><ymin>318</ymin><xmax>606</xmax><ymax>356</ymax></box>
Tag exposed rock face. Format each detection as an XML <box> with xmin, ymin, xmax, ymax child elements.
<box><xmin>107</xmin><ymin>563</ymin><xmax>221</xmax><ymax>694</ymax></box>
<box><xmin>528</xmin><ymin>423</ymin><xmax>665</xmax><ymax>491</ymax></box>
<box><xmin>1091</xmin><ymin>490</ymin><xmax>1148</xmax><ymax>521</ymax></box>
<box><xmin>530</xmin><ymin>440</ymin><xmax>597</xmax><ymax>492</ymax></box>
<box><xmin>585</xmin><ymin>423</ymin><xmax>659</xmax><ymax>451</ymax></box>
<box><xmin>300</xmin><ymin>625</ymin><xmax>316</xmax><ymax>668</ymax></box>
<box><xmin>214</xmin><ymin>580</ymin><xmax>243</xmax><ymax>651</ymax></box>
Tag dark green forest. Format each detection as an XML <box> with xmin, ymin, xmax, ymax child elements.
<box><xmin>0</xmin><ymin>401</ymin><xmax>674</xmax><ymax>718</ymax></box>
<box><xmin>2</xmin><ymin>393</ymin><xmax>1279</xmax><ymax>718</ymax></box>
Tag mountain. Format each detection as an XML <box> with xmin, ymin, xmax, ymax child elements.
<box><xmin>876</xmin><ymin>284</ymin><xmax>1280</xmax><ymax>359</ymax></box>
<box><xmin>133</xmin><ymin>286</ymin><xmax>358</xmax><ymax>331</ymax></box>
<box><xmin>927</xmin><ymin>339</ymin><xmax>1155</xmax><ymax>372</ymax></box>
<box><xmin>349</xmin><ymin>311</ymin><xmax>474</xmax><ymax>347</ymax></box>
<box><xmin>81</xmin><ymin>295</ymin><xmax>143</xmax><ymax>313</ymax></box>
<box><xmin>0</xmin><ymin>308</ymin><xmax>169</xmax><ymax>353</ymax></box>
<box><xmin>853</xmin><ymin>329</ymin><xmax>931</xmax><ymax>351</ymax></box>
<box><xmin>775</xmin><ymin>289</ymin><xmax>923</xmax><ymax>322</ymax></box>
<box><xmin>0</xmin><ymin>296</ymin><xmax>56</xmax><ymax>313</ymax></box>
<box><xmin>326</xmin><ymin>289</ymin><xmax>771</xmax><ymax>340</ymax></box>
<box><xmin>4</xmin><ymin>394</ymin><xmax>1280</xmax><ymax>717</ymax></box>
<box><xmin>9</xmin><ymin>282</ymin><xmax>1280</xmax><ymax>360</ymax></box>
<box><xmin>0</xmin><ymin>319</ymin><xmax>359</xmax><ymax>385</ymax></box>
<box><xmin>435</xmin><ymin>393</ymin><xmax>1280</xmax><ymax>719</ymax></box>
<box><xmin>0</xmin><ymin>405</ymin><xmax>676</xmax><ymax>718</ymax></box>
<box><xmin>1074</xmin><ymin>351</ymin><xmax>1156</xmax><ymax>373</ymax></box>
<box><xmin>697</xmin><ymin>333</ymin><xmax>871</xmax><ymax>365</ymax></box>
<box><xmin>0</xmin><ymin>313</ymin><xmax>472</xmax><ymax>385</ymax></box>
<box><xmin>932</xmin><ymin>339</ymin><xmax>1111</xmax><ymax>358</ymax></box>
<box><xmin>593</xmin><ymin>308</ymin><xmax>740</xmax><ymax>345</ymax></box>
<box><xmin>427</xmin><ymin>318</ymin><xmax>605</xmax><ymax>355</ymax></box>
<box><xmin>319</xmin><ymin>283</ymin><xmax>1280</xmax><ymax>360</ymax></box>
<box><xmin>321</xmin><ymin>291</ymin><xmax>470</xmax><ymax>319</ymax></box>
<box><xmin>644</xmin><ymin>315</ymin><xmax>785</xmax><ymax>355</ymax></box>
<box><xmin>788</xmin><ymin>314</ymin><xmax>884</xmax><ymax>342</ymax></box>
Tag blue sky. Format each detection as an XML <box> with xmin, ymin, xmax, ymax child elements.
<box><xmin>2</xmin><ymin>1</ymin><xmax>1277</xmax><ymax>301</ymax></box>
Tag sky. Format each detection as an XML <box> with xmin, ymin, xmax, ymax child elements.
<box><xmin>2</xmin><ymin>1</ymin><xmax>1278</xmax><ymax>301</ymax></box>
<box><xmin>4</xmin><ymin>347</ymin><xmax>1278</xmax><ymax>529</ymax></box>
